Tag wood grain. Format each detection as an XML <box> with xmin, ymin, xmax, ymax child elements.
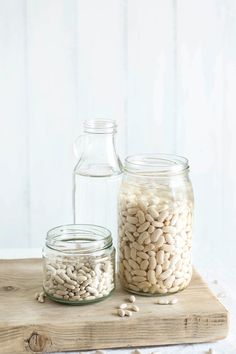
<box><xmin>0</xmin><ymin>259</ymin><xmax>228</xmax><ymax>354</ymax></box>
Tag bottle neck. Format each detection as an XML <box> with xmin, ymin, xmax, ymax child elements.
<box><xmin>89</xmin><ymin>132</ymin><xmax>116</xmax><ymax>152</ymax></box>
<box><xmin>76</xmin><ymin>132</ymin><xmax>123</xmax><ymax>177</ymax></box>
<box><xmin>83</xmin><ymin>119</ymin><xmax>117</xmax><ymax>134</ymax></box>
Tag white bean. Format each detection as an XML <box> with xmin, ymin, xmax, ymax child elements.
<box><xmin>160</xmin><ymin>269</ymin><xmax>173</xmax><ymax>280</ymax></box>
<box><xmin>125</xmin><ymin>310</ymin><xmax>133</xmax><ymax>317</ymax></box>
<box><xmin>147</xmin><ymin>270</ymin><xmax>156</xmax><ymax>284</ymax></box>
<box><xmin>117</xmin><ymin>308</ymin><xmax>125</xmax><ymax>317</ymax></box>
<box><xmin>127</xmin><ymin>216</ymin><xmax>139</xmax><ymax>224</ymax></box>
<box><xmin>137</xmin><ymin>222</ymin><xmax>150</xmax><ymax>233</ymax></box>
<box><xmin>156</xmin><ymin>298</ymin><xmax>169</xmax><ymax>305</ymax></box>
<box><xmin>137</xmin><ymin>210</ymin><xmax>146</xmax><ymax>224</ymax></box>
<box><xmin>170</xmin><ymin>298</ymin><xmax>178</xmax><ymax>304</ymax></box>
<box><xmin>129</xmin><ymin>295</ymin><xmax>136</xmax><ymax>303</ymax></box>
<box><xmin>150</xmin><ymin>228</ymin><xmax>162</xmax><ymax>242</ymax></box>
<box><xmin>119</xmin><ymin>303</ymin><xmax>128</xmax><ymax>309</ymax></box>
<box><xmin>138</xmin><ymin>232</ymin><xmax>149</xmax><ymax>245</ymax></box>
<box><xmin>130</xmin><ymin>304</ymin><xmax>139</xmax><ymax>312</ymax></box>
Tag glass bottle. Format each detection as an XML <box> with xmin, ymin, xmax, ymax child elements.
<box><xmin>42</xmin><ymin>224</ymin><xmax>115</xmax><ymax>304</ymax></box>
<box><xmin>73</xmin><ymin>120</ymin><xmax>123</xmax><ymax>246</ymax></box>
<box><xmin>118</xmin><ymin>154</ymin><xmax>194</xmax><ymax>296</ymax></box>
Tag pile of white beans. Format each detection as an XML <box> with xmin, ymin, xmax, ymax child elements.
<box><xmin>118</xmin><ymin>182</ymin><xmax>193</xmax><ymax>295</ymax></box>
<box><xmin>43</xmin><ymin>256</ymin><xmax>114</xmax><ymax>303</ymax></box>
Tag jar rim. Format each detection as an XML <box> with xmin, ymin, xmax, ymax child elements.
<box><xmin>124</xmin><ymin>153</ymin><xmax>189</xmax><ymax>176</ymax></box>
<box><xmin>46</xmin><ymin>224</ymin><xmax>112</xmax><ymax>254</ymax></box>
<box><xmin>83</xmin><ymin>119</ymin><xmax>117</xmax><ymax>134</ymax></box>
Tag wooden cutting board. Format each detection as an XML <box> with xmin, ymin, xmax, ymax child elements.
<box><xmin>0</xmin><ymin>259</ymin><xmax>228</xmax><ymax>354</ymax></box>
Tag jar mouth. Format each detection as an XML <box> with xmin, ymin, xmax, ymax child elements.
<box><xmin>124</xmin><ymin>154</ymin><xmax>189</xmax><ymax>176</ymax></box>
<box><xmin>46</xmin><ymin>224</ymin><xmax>112</xmax><ymax>254</ymax></box>
<box><xmin>83</xmin><ymin>119</ymin><xmax>117</xmax><ymax>134</ymax></box>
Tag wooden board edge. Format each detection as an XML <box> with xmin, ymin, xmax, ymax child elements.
<box><xmin>0</xmin><ymin>310</ymin><xmax>229</xmax><ymax>354</ymax></box>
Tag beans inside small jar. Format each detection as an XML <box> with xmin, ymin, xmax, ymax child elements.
<box><xmin>43</xmin><ymin>224</ymin><xmax>115</xmax><ymax>304</ymax></box>
<box><xmin>118</xmin><ymin>154</ymin><xmax>194</xmax><ymax>296</ymax></box>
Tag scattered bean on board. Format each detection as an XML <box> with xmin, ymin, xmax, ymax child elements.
<box><xmin>130</xmin><ymin>304</ymin><xmax>139</xmax><ymax>312</ymax></box>
<box><xmin>119</xmin><ymin>303</ymin><xmax>128</xmax><ymax>309</ymax></box>
<box><xmin>119</xmin><ymin>182</ymin><xmax>193</xmax><ymax>295</ymax></box>
<box><xmin>117</xmin><ymin>295</ymin><xmax>140</xmax><ymax>317</ymax></box>
<box><xmin>35</xmin><ymin>291</ymin><xmax>45</xmax><ymax>303</ymax></box>
<box><xmin>117</xmin><ymin>304</ymin><xmax>140</xmax><ymax>317</ymax></box>
<box><xmin>43</xmin><ymin>256</ymin><xmax>114</xmax><ymax>302</ymax></box>
<box><xmin>129</xmin><ymin>295</ymin><xmax>136</xmax><ymax>303</ymax></box>
<box><xmin>156</xmin><ymin>297</ymin><xmax>178</xmax><ymax>305</ymax></box>
<box><xmin>207</xmin><ymin>349</ymin><xmax>216</xmax><ymax>354</ymax></box>
<box><xmin>125</xmin><ymin>309</ymin><xmax>133</xmax><ymax>317</ymax></box>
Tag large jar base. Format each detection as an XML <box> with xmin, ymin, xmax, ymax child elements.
<box><xmin>122</xmin><ymin>285</ymin><xmax>189</xmax><ymax>297</ymax></box>
<box><xmin>120</xmin><ymin>277</ymin><xmax>191</xmax><ymax>297</ymax></box>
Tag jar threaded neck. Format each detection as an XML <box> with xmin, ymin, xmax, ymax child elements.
<box><xmin>46</xmin><ymin>224</ymin><xmax>112</xmax><ymax>254</ymax></box>
<box><xmin>124</xmin><ymin>154</ymin><xmax>189</xmax><ymax>176</ymax></box>
<box><xmin>83</xmin><ymin>120</ymin><xmax>117</xmax><ymax>134</ymax></box>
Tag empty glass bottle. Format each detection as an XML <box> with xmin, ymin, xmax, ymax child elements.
<box><xmin>73</xmin><ymin>120</ymin><xmax>123</xmax><ymax>246</ymax></box>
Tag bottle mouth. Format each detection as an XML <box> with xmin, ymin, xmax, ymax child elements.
<box><xmin>46</xmin><ymin>224</ymin><xmax>112</xmax><ymax>254</ymax></box>
<box><xmin>83</xmin><ymin>119</ymin><xmax>117</xmax><ymax>134</ymax></box>
<box><xmin>124</xmin><ymin>154</ymin><xmax>189</xmax><ymax>176</ymax></box>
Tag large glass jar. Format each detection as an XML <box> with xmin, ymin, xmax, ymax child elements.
<box><xmin>43</xmin><ymin>224</ymin><xmax>115</xmax><ymax>304</ymax></box>
<box><xmin>118</xmin><ymin>154</ymin><xmax>194</xmax><ymax>296</ymax></box>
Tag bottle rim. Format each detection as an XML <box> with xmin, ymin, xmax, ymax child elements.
<box><xmin>45</xmin><ymin>224</ymin><xmax>112</xmax><ymax>254</ymax></box>
<box><xmin>83</xmin><ymin>119</ymin><xmax>117</xmax><ymax>134</ymax></box>
<box><xmin>124</xmin><ymin>153</ymin><xmax>189</xmax><ymax>176</ymax></box>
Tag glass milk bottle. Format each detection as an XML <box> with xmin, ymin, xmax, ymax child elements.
<box><xmin>73</xmin><ymin>120</ymin><xmax>123</xmax><ymax>246</ymax></box>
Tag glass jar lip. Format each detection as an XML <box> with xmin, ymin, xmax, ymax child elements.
<box><xmin>83</xmin><ymin>119</ymin><xmax>117</xmax><ymax>134</ymax></box>
<box><xmin>45</xmin><ymin>224</ymin><xmax>112</xmax><ymax>254</ymax></box>
<box><xmin>124</xmin><ymin>153</ymin><xmax>189</xmax><ymax>176</ymax></box>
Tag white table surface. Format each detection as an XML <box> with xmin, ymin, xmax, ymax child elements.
<box><xmin>1</xmin><ymin>249</ymin><xmax>235</xmax><ymax>354</ymax></box>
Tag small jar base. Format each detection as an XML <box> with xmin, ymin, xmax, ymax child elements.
<box><xmin>44</xmin><ymin>288</ymin><xmax>115</xmax><ymax>305</ymax></box>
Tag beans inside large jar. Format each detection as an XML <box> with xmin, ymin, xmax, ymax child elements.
<box><xmin>43</xmin><ymin>224</ymin><xmax>115</xmax><ymax>304</ymax></box>
<box><xmin>118</xmin><ymin>154</ymin><xmax>194</xmax><ymax>296</ymax></box>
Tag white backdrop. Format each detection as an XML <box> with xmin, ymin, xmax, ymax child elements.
<box><xmin>0</xmin><ymin>0</ymin><xmax>236</xmax><ymax>267</ymax></box>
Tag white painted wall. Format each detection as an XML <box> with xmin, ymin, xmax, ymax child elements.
<box><xmin>0</xmin><ymin>0</ymin><xmax>235</xmax><ymax>264</ymax></box>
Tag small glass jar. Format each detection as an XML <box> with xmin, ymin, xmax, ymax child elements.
<box><xmin>118</xmin><ymin>154</ymin><xmax>194</xmax><ymax>296</ymax></box>
<box><xmin>43</xmin><ymin>224</ymin><xmax>115</xmax><ymax>304</ymax></box>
